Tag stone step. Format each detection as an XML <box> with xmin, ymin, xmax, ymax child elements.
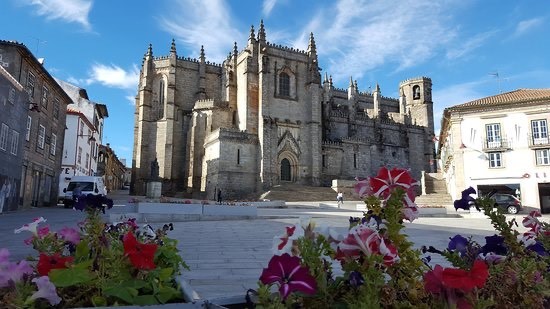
<box><xmin>415</xmin><ymin>193</ymin><xmax>454</xmax><ymax>208</ymax></box>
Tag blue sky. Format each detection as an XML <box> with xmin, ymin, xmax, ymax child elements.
<box><xmin>2</xmin><ymin>0</ymin><xmax>549</xmax><ymax>165</ymax></box>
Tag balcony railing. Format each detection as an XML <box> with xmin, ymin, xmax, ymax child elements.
<box><xmin>528</xmin><ymin>134</ymin><xmax>550</xmax><ymax>149</ymax></box>
<box><xmin>481</xmin><ymin>137</ymin><xmax>511</xmax><ymax>151</ymax></box>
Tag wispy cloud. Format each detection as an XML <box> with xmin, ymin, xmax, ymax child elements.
<box><xmin>446</xmin><ymin>30</ymin><xmax>497</xmax><ymax>60</ymax></box>
<box><xmin>262</xmin><ymin>0</ymin><xmax>278</xmax><ymax>17</ymax></box>
<box><xmin>21</xmin><ymin>0</ymin><xmax>93</xmax><ymax>30</ymax></box>
<box><xmin>158</xmin><ymin>0</ymin><xmax>244</xmax><ymax>62</ymax></box>
<box><xmin>513</xmin><ymin>17</ymin><xmax>544</xmax><ymax>37</ymax></box>
<box><xmin>295</xmin><ymin>0</ymin><xmax>458</xmax><ymax>83</ymax></box>
<box><xmin>85</xmin><ymin>63</ymin><xmax>140</xmax><ymax>90</ymax></box>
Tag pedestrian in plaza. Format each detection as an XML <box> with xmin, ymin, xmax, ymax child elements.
<box><xmin>217</xmin><ymin>189</ymin><xmax>222</xmax><ymax>204</ymax></box>
<box><xmin>337</xmin><ymin>191</ymin><xmax>344</xmax><ymax>208</ymax></box>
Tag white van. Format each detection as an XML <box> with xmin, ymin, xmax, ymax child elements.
<box><xmin>62</xmin><ymin>176</ymin><xmax>107</xmax><ymax>208</ymax></box>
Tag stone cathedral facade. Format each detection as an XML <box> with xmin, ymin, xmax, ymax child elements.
<box><xmin>131</xmin><ymin>21</ymin><xmax>435</xmax><ymax>199</ymax></box>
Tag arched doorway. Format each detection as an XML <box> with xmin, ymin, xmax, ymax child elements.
<box><xmin>281</xmin><ymin>158</ymin><xmax>291</xmax><ymax>181</ymax></box>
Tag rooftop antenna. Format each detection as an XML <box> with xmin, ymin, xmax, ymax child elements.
<box><xmin>31</xmin><ymin>37</ymin><xmax>47</xmax><ymax>55</ymax></box>
<box><xmin>489</xmin><ymin>71</ymin><xmax>502</xmax><ymax>93</ymax></box>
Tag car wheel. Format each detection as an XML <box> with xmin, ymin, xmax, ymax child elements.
<box><xmin>507</xmin><ymin>205</ymin><xmax>518</xmax><ymax>214</ymax></box>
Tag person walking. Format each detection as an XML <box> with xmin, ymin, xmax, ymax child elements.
<box><xmin>337</xmin><ymin>192</ymin><xmax>344</xmax><ymax>208</ymax></box>
<box><xmin>217</xmin><ymin>189</ymin><xmax>222</xmax><ymax>204</ymax></box>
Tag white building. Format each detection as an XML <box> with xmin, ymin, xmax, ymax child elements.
<box><xmin>438</xmin><ymin>89</ymin><xmax>550</xmax><ymax>212</ymax></box>
<box><xmin>56</xmin><ymin>80</ymin><xmax>108</xmax><ymax>195</ymax></box>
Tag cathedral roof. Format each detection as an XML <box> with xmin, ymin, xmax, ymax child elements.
<box><xmin>448</xmin><ymin>88</ymin><xmax>550</xmax><ymax>111</ymax></box>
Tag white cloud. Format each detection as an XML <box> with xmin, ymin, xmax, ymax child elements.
<box><xmin>446</xmin><ymin>30</ymin><xmax>497</xmax><ymax>60</ymax></box>
<box><xmin>158</xmin><ymin>0</ymin><xmax>244</xmax><ymax>63</ymax></box>
<box><xmin>125</xmin><ymin>95</ymin><xmax>136</xmax><ymax>106</ymax></box>
<box><xmin>85</xmin><ymin>63</ymin><xmax>140</xmax><ymax>90</ymax></box>
<box><xmin>513</xmin><ymin>17</ymin><xmax>544</xmax><ymax>37</ymax></box>
<box><xmin>21</xmin><ymin>0</ymin><xmax>93</xmax><ymax>30</ymax></box>
<box><xmin>297</xmin><ymin>0</ymin><xmax>458</xmax><ymax>83</ymax></box>
<box><xmin>262</xmin><ymin>0</ymin><xmax>278</xmax><ymax>17</ymax></box>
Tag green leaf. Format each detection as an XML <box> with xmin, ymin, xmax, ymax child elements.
<box><xmin>91</xmin><ymin>295</ymin><xmax>107</xmax><ymax>307</ymax></box>
<box><xmin>156</xmin><ymin>286</ymin><xmax>181</xmax><ymax>304</ymax></box>
<box><xmin>75</xmin><ymin>240</ymin><xmax>90</xmax><ymax>261</ymax></box>
<box><xmin>133</xmin><ymin>294</ymin><xmax>160</xmax><ymax>306</ymax></box>
<box><xmin>49</xmin><ymin>267</ymin><xmax>93</xmax><ymax>287</ymax></box>
<box><xmin>158</xmin><ymin>267</ymin><xmax>174</xmax><ymax>281</ymax></box>
<box><xmin>103</xmin><ymin>286</ymin><xmax>138</xmax><ymax>304</ymax></box>
<box><xmin>119</xmin><ymin>279</ymin><xmax>148</xmax><ymax>290</ymax></box>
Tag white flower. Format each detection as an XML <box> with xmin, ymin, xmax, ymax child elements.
<box><xmin>14</xmin><ymin>217</ymin><xmax>46</xmax><ymax>235</ymax></box>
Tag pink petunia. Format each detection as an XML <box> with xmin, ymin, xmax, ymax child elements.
<box><xmin>58</xmin><ymin>227</ymin><xmax>81</xmax><ymax>244</ymax></box>
<box><xmin>369</xmin><ymin>167</ymin><xmax>418</xmax><ymax>200</ymax></box>
<box><xmin>272</xmin><ymin>225</ymin><xmax>304</xmax><ymax>256</ymax></box>
<box><xmin>402</xmin><ymin>205</ymin><xmax>419</xmax><ymax>222</ymax></box>
<box><xmin>0</xmin><ymin>248</ymin><xmax>9</xmax><ymax>266</ymax></box>
<box><xmin>337</xmin><ymin>223</ymin><xmax>400</xmax><ymax>265</ymax></box>
<box><xmin>14</xmin><ymin>217</ymin><xmax>47</xmax><ymax>236</ymax></box>
<box><xmin>30</xmin><ymin>276</ymin><xmax>62</xmax><ymax>305</ymax></box>
<box><xmin>0</xmin><ymin>260</ymin><xmax>34</xmax><ymax>288</ymax></box>
<box><xmin>259</xmin><ymin>253</ymin><xmax>317</xmax><ymax>300</ymax></box>
<box><xmin>522</xmin><ymin>211</ymin><xmax>541</xmax><ymax>232</ymax></box>
<box><xmin>37</xmin><ymin>226</ymin><xmax>50</xmax><ymax>238</ymax></box>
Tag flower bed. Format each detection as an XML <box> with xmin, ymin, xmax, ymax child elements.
<box><xmin>246</xmin><ymin>167</ymin><xmax>550</xmax><ymax>308</ymax></box>
<box><xmin>0</xmin><ymin>194</ymin><xmax>190</xmax><ymax>308</ymax></box>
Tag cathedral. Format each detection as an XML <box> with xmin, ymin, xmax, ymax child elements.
<box><xmin>131</xmin><ymin>21</ymin><xmax>435</xmax><ymax>199</ymax></box>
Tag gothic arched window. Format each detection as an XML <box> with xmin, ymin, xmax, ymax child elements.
<box><xmin>279</xmin><ymin>73</ymin><xmax>290</xmax><ymax>97</ymax></box>
<box><xmin>413</xmin><ymin>85</ymin><xmax>421</xmax><ymax>100</ymax></box>
<box><xmin>158</xmin><ymin>80</ymin><xmax>165</xmax><ymax>119</ymax></box>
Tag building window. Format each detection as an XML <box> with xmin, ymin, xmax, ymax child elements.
<box><xmin>79</xmin><ymin>119</ymin><xmax>84</xmax><ymax>136</ymax></box>
<box><xmin>353</xmin><ymin>153</ymin><xmax>357</xmax><ymax>168</ymax></box>
<box><xmin>531</xmin><ymin>119</ymin><xmax>548</xmax><ymax>145</ymax></box>
<box><xmin>38</xmin><ymin>125</ymin><xmax>46</xmax><ymax>149</ymax></box>
<box><xmin>86</xmin><ymin>153</ymin><xmax>90</xmax><ymax>169</ymax></box>
<box><xmin>279</xmin><ymin>72</ymin><xmax>290</xmax><ymax>97</ymax></box>
<box><xmin>413</xmin><ymin>85</ymin><xmax>420</xmax><ymax>100</ymax></box>
<box><xmin>488</xmin><ymin>152</ymin><xmax>502</xmax><ymax>168</ymax></box>
<box><xmin>237</xmin><ymin>149</ymin><xmax>240</xmax><ymax>165</ymax></box>
<box><xmin>322</xmin><ymin>154</ymin><xmax>326</xmax><ymax>168</ymax></box>
<box><xmin>0</xmin><ymin>123</ymin><xmax>8</xmax><ymax>151</ymax></box>
<box><xmin>8</xmin><ymin>88</ymin><xmax>15</xmax><ymax>104</ymax></box>
<box><xmin>159</xmin><ymin>80</ymin><xmax>165</xmax><ymax>119</ymax></box>
<box><xmin>41</xmin><ymin>86</ymin><xmax>49</xmax><ymax>108</ymax></box>
<box><xmin>77</xmin><ymin>147</ymin><xmax>82</xmax><ymax>164</ymax></box>
<box><xmin>26</xmin><ymin>116</ymin><xmax>32</xmax><ymax>141</ymax></box>
<box><xmin>53</xmin><ymin>98</ymin><xmax>60</xmax><ymax>119</ymax></box>
<box><xmin>536</xmin><ymin>149</ymin><xmax>550</xmax><ymax>166</ymax></box>
<box><xmin>10</xmin><ymin>130</ymin><xmax>19</xmax><ymax>155</ymax></box>
<box><xmin>486</xmin><ymin>123</ymin><xmax>501</xmax><ymax>148</ymax></box>
<box><xmin>26</xmin><ymin>72</ymin><xmax>35</xmax><ymax>98</ymax></box>
<box><xmin>50</xmin><ymin>133</ymin><xmax>57</xmax><ymax>155</ymax></box>
<box><xmin>87</xmin><ymin>129</ymin><xmax>92</xmax><ymax>144</ymax></box>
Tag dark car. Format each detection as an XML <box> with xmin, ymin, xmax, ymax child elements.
<box><xmin>491</xmin><ymin>193</ymin><xmax>522</xmax><ymax>214</ymax></box>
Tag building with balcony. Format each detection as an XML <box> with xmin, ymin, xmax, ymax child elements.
<box><xmin>438</xmin><ymin>89</ymin><xmax>550</xmax><ymax>212</ymax></box>
<box><xmin>97</xmin><ymin>143</ymin><xmax>126</xmax><ymax>192</ymax></box>
<box><xmin>0</xmin><ymin>40</ymin><xmax>72</xmax><ymax>208</ymax></box>
<box><xmin>55</xmin><ymin>79</ymin><xmax>108</xmax><ymax>197</ymax></box>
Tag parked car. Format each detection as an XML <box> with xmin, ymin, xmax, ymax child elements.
<box><xmin>62</xmin><ymin>176</ymin><xmax>108</xmax><ymax>208</ymax></box>
<box><xmin>490</xmin><ymin>193</ymin><xmax>522</xmax><ymax>214</ymax></box>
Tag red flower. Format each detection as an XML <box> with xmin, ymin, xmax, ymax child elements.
<box><xmin>123</xmin><ymin>232</ymin><xmax>158</xmax><ymax>270</ymax></box>
<box><xmin>442</xmin><ymin>260</ymin><xmax>489</xmax><ymax>292</ymax></box>
<box><xmin>369</xmin><ymin>167</ymin><xmax>418</xmax><ymax>200</ymax></box>
<box><xmin>37</xmin><ymin>253</ymin><xmax>74</xmax><ymax>276</ymax></box>
<box><xmin>259</xmin><ymin>253</ymin><xmax>316</xmax><ymax>300</ymax></box>
<box><xmin>337</xmin><ymin>224</ymin><xmax>399</xmax><ymax>265</ymax></box>
<box><xmin>424</xmin><ymin>264</ymin><xmax>445</xmax><ymax>294</ymax></box>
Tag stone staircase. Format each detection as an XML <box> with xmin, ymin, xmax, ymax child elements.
<box><xmin>259</xmin><ymin>183</ymin><xmax>339</xmax><ymax>202</ymax></box>
<box><xmin>415</xmin><ymin>173</ymin><xmax>454</xmax><ymax>209</ymax></box>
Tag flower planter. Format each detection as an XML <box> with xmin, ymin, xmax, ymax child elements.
<box><xmin>108</xmin><ymin>202</ymin><xmax>258</xmax><ymax>223</ymax></box>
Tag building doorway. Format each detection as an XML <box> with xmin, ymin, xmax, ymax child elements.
<box><xmin>281</xmin><ymin>158</ymin><xmax>291</xmax><ymax>181</ymax></box>
<box><xmin>539</xmin><ymin>183</ymin><xmax>550</xmax><ymax>214</ymax></box>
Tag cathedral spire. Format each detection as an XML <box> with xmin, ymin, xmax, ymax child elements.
<box><xmin>349</xmin><ymin>76</ymin><xmax>354</xmax><ymax>88</ymax></box>
<box><xmin>324</xmin><ymin>72</ymin><xmax>329</xmax><ymax>84</ymax></box>
<box><xmin>375</xmin><ymin>82</ymin><xmax>380</xmax><ymax>93</ymax></box>
<box><xmin>258</xmin><ymin>20</ymin><xmax>266</xmax><ymax>43</ymax></box>
<box><xmin>170</xmin><ymin>39</ymin><xmax>176</xmax><ymax>55</ymax></box>
<box><xmin>329</xmin><ymin>75</ymin><xmax>333</xmax><ymax>87</ymax></box>
<box><xmin>354</xmin><ymin>80</ymin><xmax>358</xmax><ymax>91</ymax></box>
<box><xmin>233</xmin><ymin>42</ymin><xmax>238</xmax><ymax>57</ymax></box>
<box><xmin>248</xmin><ymin>25</ymin><xmax>256</xmax><ymax>43</ymax></box>
<box><xmin>307</xmin><ymin>32</ymin><xmax>317</xmax><ymax>57</ymax></box>
<box><xmin>146</xmin><ymin>43</ymin><xmax>153</xmax><ymax>57</ymax></box>
<box><xmin>200</xmin><ymin>45</ymin><xmax>205</xmax><ymax>63</ymax></box>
